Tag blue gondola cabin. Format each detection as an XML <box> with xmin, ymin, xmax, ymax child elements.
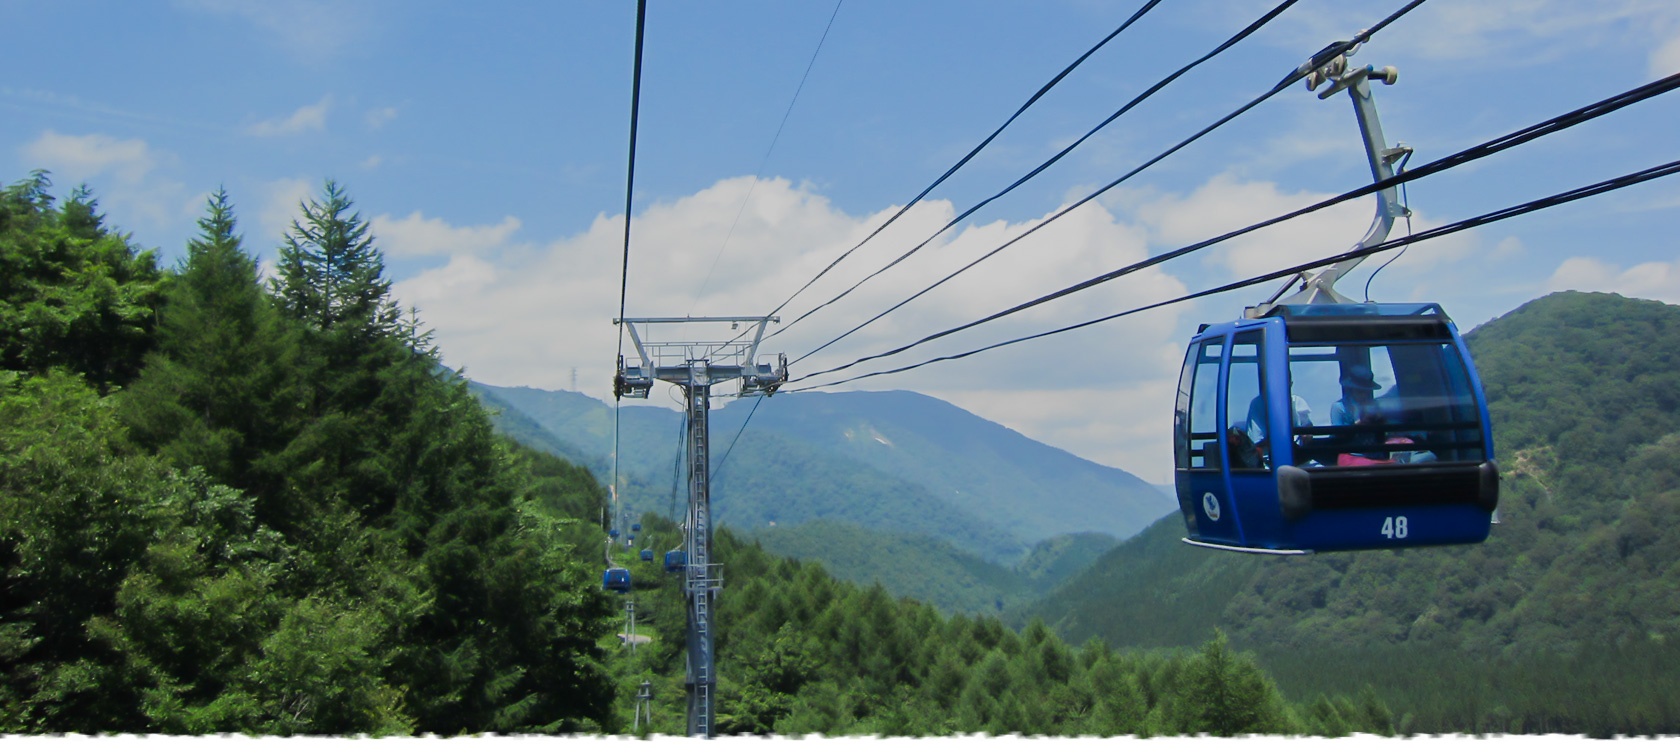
<box><xmin>603</xmin><ymin>566</ymin><xmax>632</xmax><ymax>593</ymax></box>
<box><xmin>1174</xmin><ymin>303</ymin><xmax>1498</xmax><ymax>553</ymax></box>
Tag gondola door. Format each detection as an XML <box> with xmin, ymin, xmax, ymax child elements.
<box><xmin>1177</xmin><ymin>324</ymin><xmax>1304</xmax><ymax>552</ymax></box>
<box><xmin>1224</xmin><ymin>329</ymin><xmax>1280</xmax><ymax>546</ymax></box>
<box><xmin>1176</xmin><ymin>334</ymin><xmax>1242</xmax><ymax>546</ymax></box>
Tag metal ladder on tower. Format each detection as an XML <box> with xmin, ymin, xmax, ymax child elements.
<box><xmin>692</xmin><ymin>585</ymin><xmax>711</xmax><ymax>736</ymax></box>
<box><xmin>685</xmin><ymin>365</ymin><xmax>715</xmax><ymax>737</ymax></box>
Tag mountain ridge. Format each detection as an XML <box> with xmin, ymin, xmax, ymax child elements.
<box><xmin>471</xmin><ymin>384</ymin><xmax>1173</xmax><ymax>560</ymax></box>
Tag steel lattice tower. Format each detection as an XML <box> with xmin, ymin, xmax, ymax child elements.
<box><xmin>614</xmin><ymin>316</ymin><xmax>785</xmax><ymax>737</ymax></box>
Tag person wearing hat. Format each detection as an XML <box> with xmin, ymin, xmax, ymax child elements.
<box><xmin>1330</xmin><ymin>363</ymin><xmax>1426</xmax><ymax>465</ymax></box>
<box><xmin>1329</xmin><ymin>364</ymin><xmax>1385</xmax><ymax>427</ymax></box>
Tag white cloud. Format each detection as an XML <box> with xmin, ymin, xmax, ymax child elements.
<box><xmin>1654</xmin><ymin>30</ymin><xmax>1680</xmax><ymax>76</ymax></box>
<box><xmin>361</xmin><ymin>154</ymin><xmax>383</xmax><ymax>169</ymax></box>
<box><xmin>1263</xmin><ymin>0</ymin><xmax>1680</xmax><ymax>76</ymax></box>
<box><xmin>399</xmin><ymin>254</ymin><xmax>498</xmax><ymax>301</ymax></box>
<box><xmin>1267</xmin><ymin>0</ymin><xmax>1680</xmax><ymax>69</ymax></box>
<box><xmin>247</xmin><ymin>96</ymin><xmax>331</xmax><ymax>137</ymax></box>
<box><xmin>1490</xmin><ymin>236</ymin><xmax>1524</xmax><ymax>260</ymax></box>
<box><xmin>18</xmin><ymin>131</ymin><xmax>192</xmax><ymax>231</ymax></box>
<box><xmin>2</xmin><ymin>87</ymin><xmax>221</xmax><ymax>135</ymax></box>
<box><xmin>926</xmin><ymin>371</ymin><xmax>1185</xmax><ymax>485</ymax></box>
<box><xmin>1128</xmin><ymin>172</ymin><xmax>1483</xmax><ymax>304</ymax></box>
<box><xmin>21</xmin><ymin>131</ymin><xmax>158</xmax><ymax>184</ymax></box>
<box><xmin>256</xmin><ymin>177</ymin><xmax>315</xmax><ymax>244</ymax></box>
<box><xmin>392</xmin><ymin>176</ymin><xmax>1192</xmax><ymax>478</ymax></box>
<box><xmin>1545</xmin><ymin>255</ymin><xmax>1680</xmax><ymax>304</ymax></box>
<box><xmin>182</xmin><ymin>190</ymin><xmax>216</xmax><ymax>222</ymax></box>
<box><xmin>371</xmin><ymin>212</ymin><xmax>522</xmax><ymax>258</ymax></box>
<box><xmin>1135</xmin><ymin>172</ymin><xmax>1370</xmax><ymax>280</ymax></box>
<box><xmin>120</xmin><ymin>179</ymin><xmax>193</xmax><ymax>230</ymax></box>
<box><xmin>365</xmin><ymin>106</ymin><xmax>398</xmax><ymax>130</ymax></box>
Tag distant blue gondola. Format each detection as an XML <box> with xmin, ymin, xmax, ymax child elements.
<box><xmin>609</xmin><ymin>528</ymin><xmax>620</xmax><ymax>539</ymax></box>
<box><xmin>631</xmin><ymin>523</ymin><xmax>642</xmax><ymax>533</ymax></box>
<box><xmin>664</xmin><ymin>550</ymin><xmax>686</xmax><ymax>573</ymax></box>
<box><xmin>640</xmin><ymin>549</ymin><xmax>654</xmax><ymax>563</ymax></box>
<box><xmin>603</xmin><ymin>567</ymin><xmax>631</xmax><ymax>593</ymax></box>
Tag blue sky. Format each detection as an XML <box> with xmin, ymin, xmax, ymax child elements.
<box><xmin>5</xmin><ymin>0</ymin><xmax>1679</xmax><ymax>483</ymax></box>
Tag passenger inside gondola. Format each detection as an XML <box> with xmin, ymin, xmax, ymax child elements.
<box><xmin>1225</xmin><ymin>335</ymin><xmax>1271</xmax><ymax>470</ymax></box>
<box><xmin>1244</xmin><ymin>392</ymin><xmax>1313</xmax><ymax>468</ymax></box>
<box><xmin>1329</xmin><ymin>364</ymin><xmax>1390</xmax><ymax>464</ymax></box>
<box><xmin>1226</xmin><ymin>424</ymin><xmax>1261</xmax><ymax>469</ymax></box>
<box><xmin>1329</xmin><ymin>364</ymin><xmax>1383</xmax><ymax>428</ymax></box>
<box><xmin>1324</xmin><ymin>361</ymin><xmax>1439</xmax><ymax>466</ymax></box>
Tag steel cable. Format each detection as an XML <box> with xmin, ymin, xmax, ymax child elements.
<box><xmin>771</xmin><ymin>0</ymin><xmax>1313</xmax><ymax>347</ymax></box>
<box><xmin>755</xmin><ymin>0</ymin><xmax>1168</xmax><ymax>325</ymax></box>
<box><xmin>787</xmin><ymin>157</ymin><xmax>1680</xmax><ymax>391</ymax></box>
<box><xmin>785</xmin><ymin>68</ymin><xmax>1680</xmax><ymax>385</ymax></box>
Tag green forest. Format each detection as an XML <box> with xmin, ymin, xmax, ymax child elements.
<box><xmin>5</xmin><ymin>169</ymin><xmax>1671</xmax><ymax>736</ymax></box>
<box><xmin>0</xmin><ymin>172</ymin><xmax>615</xmax><ymax>733</ymax></box>
<box><xmin>602</xmin><ymin>516</ymin><xmax>1392</xmax><ymax>736</ymax></box>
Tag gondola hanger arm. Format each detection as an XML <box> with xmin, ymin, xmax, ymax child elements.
<box><xmin>1248</xmin><ymin>42</ymin><xmax>1411</xmax><ymax>317</ymax></box>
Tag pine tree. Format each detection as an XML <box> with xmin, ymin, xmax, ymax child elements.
<box><xmin>271</xmin><ymin>179</ymin><xmax>398</xmax><ymax>339</ymax></box>
<box><xmin>121</xmin><ymin>189</ymin><xmax>303</xmax><ymax>516</ymax></box>
<box><xmin>1087</xmin><ymin>654</ymin><xmax>1148</xmax><ymax>735</ymax></box>
<box><xmin>1173</xmin><ymin>630</ymin><xmax>1286</xmax><ymax>736</ymax></box>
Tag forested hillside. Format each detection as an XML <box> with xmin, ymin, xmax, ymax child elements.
<box><xmin>600</xmin><ymin>515</ymin><xmax>1394</xmax><ymax>737</ymax></box>
<box><xmin>0</xmin><ymin>173</ymin><xmax>616</xmax><ymax>734</ymax></box>
<box><xmin>474</xmin><ymin>383</ymin><xmax>1023</xmax><ymax>562</ymax></box>
<box><xmin>753</xmin><ymin>522</ymin><xmax>1118</xmax><ymax>615</ymax></box>
<box><xmin>727</xmin><ymin>391</ymin><xmax>1169</xmax><ymax>545</ymax></box>
<box><xmin>1016</xmin><ymin>291</ymin><xmax>1680</xmax><ymax>734</ymax></box>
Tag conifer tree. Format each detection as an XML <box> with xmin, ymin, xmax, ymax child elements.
<box><xmin>1087</xmin><ymin>654</ymin><xmax>1148</xmax><ymax>735</ymax></box>
<box><xmin>262</xmin><ymin>181</ymin><xmax>616</xmax><ymax>733</ymax></box>
<box><xmin>0</xmin><ymin>172</ymin><xmax>163</xmax><ymax>391</ymax></box>
<box><xmin>272</xmin><ymin>180</ymin><xmax>398</xmax><ymax>339</ymax></box>
<box><xmin>121</xmin><ymin>189</ymin><xmax>302</xmax><ymax>512</ymax></box>
<box><xmin>1173</xmin><ymin>630</ymin><xmax>1285</xmax><ymax>736</ymax></box>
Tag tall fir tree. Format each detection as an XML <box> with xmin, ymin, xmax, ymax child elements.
<box><xmin>271</xmin><ymin>179</ymin><xmax>398</xmax><ymax>339</ymax></box>
<box><xmin>262</xmin><ymin>180</ymin><xmax>616</xmax><ymax>732</ymax></box>
<box><xmin>121</xmin><ymin>189</ymin><xmax>304</xmax><ymax>519</ymax></box>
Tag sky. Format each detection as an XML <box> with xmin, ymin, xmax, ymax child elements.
<box><xmin>4</xmin><ymin>0</ymin><xmax>1679</xmax><ymax>484</ymax></box>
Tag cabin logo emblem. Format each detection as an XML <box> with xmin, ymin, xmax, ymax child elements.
<box><xmin>1202</xmin><ymin>492</ymin><xmax>1221</xmax><ymax>521</ymax></box>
